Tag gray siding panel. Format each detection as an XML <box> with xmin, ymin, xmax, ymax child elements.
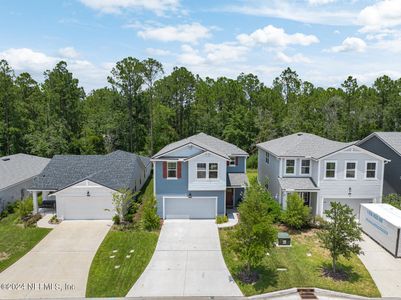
<box><xmin>0</xmin><ymin>179</ymin><xmax>32</xmax><ymax>211</ymax></box>
<box><xmin>227</xmin><ymin>157</ymin><xmax>246</xmax><ymax>173</ymax></box>
<box><xmin>257</xmin><ymin>149</ymin><xmax>280</xmax><ymax>200</ymax></box>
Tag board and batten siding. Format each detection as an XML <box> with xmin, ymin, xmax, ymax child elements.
<box><xmin>358</xmin><ymin>135</ymin><xmax>401</xmax><ymax>195</ymax></box>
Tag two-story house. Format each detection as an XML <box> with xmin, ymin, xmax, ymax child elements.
<box><xmin>152</xmin><ymin>133</ymin><xmax>249</xmax><ymax>219</ymax></box>
<box><xmin>257</xmin><ymin>133</ymin><xmax>389</xmax><ymax>219</ymax></box>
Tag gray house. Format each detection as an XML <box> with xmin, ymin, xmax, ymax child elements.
<box><xmin>257</xmin><ymin>133</ymin><xmax>388</xmax><ymax>219</ymax></box>
<box><xmin>30</xmin><ymin>150</ymin><xmax>151</xmax><ymax>220</ymax></box>
<box><xmin>152</xmin><ymin>133</ymin><xmax>249</xmax><ymax>219</ymax></box>
<box><xmin>0</xmin><ymin>154</ymin><xmax>50</xmax><ymax>211</ymax></box>
<box><xmin>358</xmin><ymin>132</ymin><xmax>401</xmax><ymax>195</ymax></box>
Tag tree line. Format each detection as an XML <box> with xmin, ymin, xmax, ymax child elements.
<box><xmin>1</xmin><ymin>57</ymin><xmax>400</xmax><ymax>158</ymax></box>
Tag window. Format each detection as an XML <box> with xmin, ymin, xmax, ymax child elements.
<box><xmin>209</xmin><ymin>163</ymin><xmax>218</xmax><ymax>179</ymax></box>
<box><xmin>325</xmin><ymin>161</ymin><xmax>336</xmax><ymax>178</ymax></box>
<box><xmin>167</xmin><ymin>162</ymin><xmax>177</xmax><ymax>178</ymax></box>
<box><xmin>301</xmin><ymin>160</ymin><xmax>310</xmax><ymax>175</ymax></box>
<box><xmin>197</xmin><ymin>163</ymin><xmax>207</xmax><ymax>179</ymax></box>
<box><xmin>229</xmin><ymin>157</ymin><xmax>236</xmax><ymax>166</ymax></box>
<box><xmin>265</xmin><ymin>152</ymin><xmax>270</xmax><ymax>164</ymax></box>
<box><xmin>285</xmin><ymin>159</ymin><xmax>295</xmax><ymax>175</ymax></box>
<box><xmin>366</xmin><ymin>162</ymin><xmax>377</xmax><ymax>179</ymax></box>
<box><xmin>345</xmin><ymin>161</ymin><xmax>357</xmax><ymax>179</ymax></box>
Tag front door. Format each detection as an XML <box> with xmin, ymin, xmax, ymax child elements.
<box><xmin>226</xmin><ymin>188</ymin><xmax>234</xmax><ymax>208</ymax></box>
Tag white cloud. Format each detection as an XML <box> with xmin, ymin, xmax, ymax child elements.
<box><xmin>276</xmin><ymin>52</ymin><xmax>311</xmax><ymax>63</ymax></box>
<box><xmin>177</xmin><ymin>45</ymin><xmax>205</xmax><ymax>65</ymax></box>
<box><xmin>0</xmin><ymin>48</ymin><xmax>58</xmax><ymax>72</ymax></box>
<box><xmin>58</xmin><ymin>47</ymin><xmax>80</xmax><ymax>59</ymax></box>
<box><xmin>327</xmin><ymin>37</ymin><xmax>367</xmax><ymax>53</ymax></box>
<box><xmin>237</xmin><ymin>25</ymin><xmax>319</xmax><ymax>48</ymax></box>
<box><xmin>204</xmin><ymin>43</ymin><xmax>248</xmax><ymax>63</ymax></box>
<box><xmin>308</xmin><ymin>0</ymin><xmax>336</xmax><ymax>5</ymax></box>
<box><xmin>138</xmin><ymin>23</ymin><xmax>211</xmax><ymax>44</ymax></box>
<box><xmin>79</xmin><ymin>0</ymin><xmax>179</xmax><ymax>15</ymax></box>
<box><xmin>358</xmin><ymin>0</ymin><xmax>401</xmax><ymax>32</ymax></box>
<box><xmin>145</xmin><ymin>48</ymin><xmax>171</xmax><ymax>56</ymax></box>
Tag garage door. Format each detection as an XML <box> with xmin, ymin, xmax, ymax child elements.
<box><xmin>323</xmin><ymin>198</ymin><xmax>373</xmax><ymax>219</ymax></box>
<box><xmin>60</xmin><ymin>196</ymin><xmax>114</xmax><ymax>220</ymax></box>
<box><xmin>164</xmin><ymin>197</ymin><xmax>217</xmax><ymax>219</ymax></box>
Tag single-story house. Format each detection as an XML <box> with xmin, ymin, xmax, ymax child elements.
<box><xmin>29</xmin><ymin>150</ymin><xmax>151</xmax><ymax>220</ymax></box>
<box><xmin>0</xmin><ymin>154</ymin><xmax>50</xmax><ymax>211</ymax></box>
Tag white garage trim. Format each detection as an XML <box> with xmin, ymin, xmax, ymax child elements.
<box><xmin>163</xmin><ymin>196</ymin><xmax>218</xmax><ymax>219</ymax></box>
<box><xmin>322</xmin><ymin>197</ymin><xmax>374</xmax><ymax>219</ymax></box>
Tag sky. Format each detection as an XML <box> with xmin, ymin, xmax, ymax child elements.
<box><xmin>1</xmin><ymin>0</ymin><xmax>401</xmax><ymax>92</ymax></box>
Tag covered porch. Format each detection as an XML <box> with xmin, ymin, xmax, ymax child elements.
<box><xmin>226</xmin><ymin>173</ymin><xmax>249</xmax><ymax>209</ymax></box>
<box><xmin>28</xmin><ymin>189</ymin><xmax>57</xmax><ymax>214</ymax></box>
<box><xmin>278</xmin><ymin>177</ymin><xmax>320</xmax><ymax>215</ymax></box>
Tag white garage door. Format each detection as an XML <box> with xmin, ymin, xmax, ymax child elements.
<box><xmin>323</xmin><ymin>198</ymin><xmax>373</xmax><ymax>219</ymax></box>
<box><xmin>61</xmin><ymin>196</ymin><xmax>114</xmax><ymax>220</ymax></box>
<box><xmin>164</xmin><ymin>197</ymin><xmax>217</xmax><ymax>219</ymax></box>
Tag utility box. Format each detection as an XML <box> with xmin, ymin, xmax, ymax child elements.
<box><xmin>277</xmin><ymin>232</ymin><xmax>291</xmax><ymax>247</ymax></box>
<box><xmin>360</xmin><ymin>203</ymin><xmax>401</xmax><ymax>257</ymax></box>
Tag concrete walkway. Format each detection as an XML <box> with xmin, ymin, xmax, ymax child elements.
<box><xmin>0</xmin><ymin>220</ymin><xmax>112</xmax><ymax>299</ymax></box>
<box><xmin>217</xmin><ymin>210</ymin><xmax>239</xmax><ymax>228</ymax></box>
<box><xmin>127</xmin><ymin>219</ymin><xmax>243</xmax><ymax>297</ymax></box>
<box><xmin>358</xmin><ymin>233</ymin><xmax>401</xmax><ymax>298</ymax></box>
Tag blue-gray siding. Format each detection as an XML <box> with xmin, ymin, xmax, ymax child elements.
<box><xmin>227</xmin><ymin>157</ymin><xmax>246</xmax><ymax>173</ymax></box>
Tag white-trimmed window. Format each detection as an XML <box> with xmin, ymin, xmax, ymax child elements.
<box><xmin>167</xmin><ymin>162</ymin><xmax>177</xmax><ymax>179</ymax></box>
<box><xmin>285</xmin><ymin>159</ymin><xmax>295</xmax><ymax>175</ymax></box>
<box><xmin>265</xmin><ymin>152</ymin><xmax>270</xmax><ymax>164</ymax></box>
<box><xmin>366</xmin><ymin>161</ymin><xmax>377</xmax><ymax>179</ymax></box>
<box><xmin>301</xmin><ymin>159</ymin><xmax>310</xmax><ymax>175</ymax></box>
<box><xmin>325</xmin><ymin>161</ymin><xmax>336</xmax><ymax>179</ymax></box>
<box><xmin>209</xmin><ymin>163</ymin><xmax>218</xmax><ymax>179</ymax></box>
<box><xmin>229</xmin><ymin>157</ymin><xmax>236</xmax><ymax>166</ymax></box>
<box><xmin>345</xmin><ymin>161</ymin><xmax>357</xmax><ymax>179</ymax></box>
<box><xmin>197</xmin><ymin>163</ymin><xmax>207</xmax><ymax>179</ymax></box>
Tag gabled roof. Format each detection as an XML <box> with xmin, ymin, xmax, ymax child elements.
<box><xmin>0</xmin><ymin>154</ymin><xmax>50</xmax><ymax>190</ymax></box>
<box><xmin>257</xmin><ymin>133</ymin><xmax>355</xmax><ymax>159</ymax></box>
<box><xmin>358</xmin><ymin>132</ymin><xmax>401</xmax><ymax>157</ymax></box>
<box><xmin>31</xmin><ymin>150</ymin><xmax>149</xmax><ymax>191</ymax></box>
<box><xmin>227</xmin><ymin>173</ymin><xmax>249</xmax><ymax>187</ymax></box>
<box><xmin>152</xmin><ymin>132</ymin><xmax>248</xmax><ymax>159</ymax></box>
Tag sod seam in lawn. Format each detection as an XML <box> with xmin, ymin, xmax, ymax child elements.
<box><xmin>0</xmin><ymin>214</ymin><xmax>51</xmax><ymax>273</ymax></box>
<box><xmin>219</xmin><ymin>228</ymin><xmax>380</xmax><ymax>297</ymax></box>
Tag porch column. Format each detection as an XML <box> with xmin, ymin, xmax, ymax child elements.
<box><xmin>32</xmin><ymin>191</ymin><xmax>38</xmax><ymax>214</ymax></box>
<box><xmin>282</xmin><ymin>191</ymin><xmax>288</xmax><ymax>210</ymax></box>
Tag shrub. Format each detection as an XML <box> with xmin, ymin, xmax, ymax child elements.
<box><xmin>15</xmin><ymin>198</ymin><xmax>33</xmax><ymax>220</ymax></box>
<box><xmin>24</xmin><ymin>213</ymin><xmax>42</xmax><ymax>227</ymax></box>
<box><xmin>216</xmin><ymin>215</ymin><xmax>228</xmax><ymax>224</ymax></box>
<box><xmin>246</xmin><ymin>154</ymin><xmax>258</xmax><ymax>169</ymax></box>
<box><xmin>383</xmin><ymin>193</ymin><xmax>401</xmax><ymax>210</ymax></box>
<box><xmin>0</xmin><ymin>202</ymin><xmax>17</xmax><ymax>219</ymax></box>
<box><xmin>112</xmin><ymin>214</ymin><xmax>121</xmax><ymax>225</ymax></box>
<box><xmin>141</xmin><ymin>196</ymin><xmax>160</xmax><ymax>231</ymax></box>
<box><xmin>311</xmin><ymin>215</ymin><xmax>327</xmax><ymax>229</ymax></box>
<box><xmin>281</xmin><ymin>193</ymin><xmax>311</xmax><ymax>229</ymax></box>
<box><xmin>112</xmin><ymin>189</ymin><xmax>134</xmax><ymax>221</ymax></box>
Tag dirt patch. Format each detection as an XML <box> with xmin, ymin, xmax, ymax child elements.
<box><xmin>321</xmin><ymin>266</ymin><xmax>350</xmax><ymax>281</ymax></box>
<box><xmin>238</xmin><ymin>269</ymin><xmax>260</xmax><ymax>284</ymax></box>
<box><xmin>0</xmin><ymin>252</ymin><xmax>10</xmax><ymax>261</ymax></box>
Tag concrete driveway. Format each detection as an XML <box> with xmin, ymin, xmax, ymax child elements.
<box><xmin>0</xmin><ymin>220</ymin><xmax>111</xmax><ymax>299</ymax></box>
<box><xmin>358</xmin><ymin>234</ymin><xmax>401</xmax><ymax>297</ymax></box>
<box><xmin>127</xmin><ymin>219</ymin><xmax>243</xmax><ymax>297</ymax></box>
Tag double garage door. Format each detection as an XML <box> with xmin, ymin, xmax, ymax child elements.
<box><xmin>164</xmin><ymin>197</ymin><xmax>217</xmax><ymax>219</ymax></box>
<box><xmin>323</xmin><ymin>198</ymin><xmax>373</xmax><ymax>219</ymax></box>
<box><xmin>58</xmin><ymin>196</ymin><xmax>114</xmax><ymax>220</ymax></box>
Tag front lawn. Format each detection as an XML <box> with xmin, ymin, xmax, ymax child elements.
<box><xmin>247</xmin><ymin>168</ymin><xmax>257</xmax><ymax>183</ymax></box>
<box><xmin>86</xmin><ymin>178</ymin><xmax>159</xmax><ymax>297</ymax></box>
<box><xmin>220</xmin><ymin>227</ymin><xmax>380</xmax><ymax>297</ymax></box>
<box><xmin>0</xmin><ymin>213</ymin><xmax>51</xmax><ymax>272</ymax></box>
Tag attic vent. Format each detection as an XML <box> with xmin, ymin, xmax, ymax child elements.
<box><xmin>297</xmin><ymin>133</ymin><xmax>303</xmax><ymax>136</ymax></box>
<box><xmin>1</xmin><ymin>158</ymin><xmax>10</xmax><ymax>161</ymax></box>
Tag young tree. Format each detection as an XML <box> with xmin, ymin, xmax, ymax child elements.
<box><xmin>318</xmin><ymin>202</ymin><xmax>363</xmax><ymax>273</ymax></box>
<box><xmin>281</xmin><ymin>193</ymin><xmax>311</xmax><ymax>229</ymax></box>
<box><xmin>141</xmin><ymin>196</ymin><xmax>160</xmax><ymax>231</ymax></box>
<box><xmin>383</xmin><ymin>193</ymin><xmax>401</xmax><ymax>210</ymax></box>
<box><xmin>112</xmin><ymin>189</ymin><xmax>134</xmax><ymax>221</ymax></box>
<box><xmin>233</xmin><ymin>183</ymin><xmax>277</xmax><ymax>280</ymax></box>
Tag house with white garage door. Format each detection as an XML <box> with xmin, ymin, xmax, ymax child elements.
<box><xmin>29</xmin><ymin>150</ymin><xmax>151</xmax><ymax>220</ymax></box>
<box><xmin>152</xmin><ymin>133</ymin><xmax>249</xmax><ymax>219</ymax></box>
<box><xmin>257</xmin><ymin>133</ymin><xmax>389</xmax><ymax>219</ymax></box>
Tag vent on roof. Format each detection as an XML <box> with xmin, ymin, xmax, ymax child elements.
<box><xmin>297</xmin><ymin>133</ymin><xmax>303</xmax><ymax>136</ymax></box>
<box><xmin>1</xmin><ymin>158</ymin><xmax>10</xmax><ymax>161</ymax></box>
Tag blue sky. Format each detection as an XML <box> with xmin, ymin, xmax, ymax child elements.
<box><xmin>1</xmin><ymin>0</ymin><xmax>401</xmax><ymax>92</ymax></box>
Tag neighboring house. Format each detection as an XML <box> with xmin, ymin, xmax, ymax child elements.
<box><xmin>257</xmin><ymin>133</ymin><xmax>388</xmax><ymax>219</ymax></box>
<box><xmin>29</xmin><ymin>150</ymin><xmax>151</xmax><ymax>220</ymax></box>
<box><xmin>152</xmin><ymin>133</ymin><xmax>249</xmax><ymax>219</ymax></box>
<box><xmin>0</xmin><ymin>154</ymin><xmax>50</xmax><ymax>211</ymax></box>
<box><xmin>358</xmin><ymin>132</ymin><xmax>401</xmax><ymax>195</ymax></box>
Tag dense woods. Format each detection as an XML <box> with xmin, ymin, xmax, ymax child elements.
<box><xmin>1</xmin><ymin>57</ymin><xmax>400</xmax><ymax>158</ymax></box>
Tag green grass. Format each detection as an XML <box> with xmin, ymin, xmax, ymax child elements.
<box><xmin>219</xmin><ymin>228</ymin><xmax>380</xmax><ymax>297</ymax></box>
<box><xmin>0</xmin><ymin>213</ymin><xmax>51</xmax><ymax>273</ymax></box>
<box><xmin>86</xmin><ymin>178</ymin><xmax>159</xmax><ymax>297</ymax></box>
<box><xmin>247</xmin><ymin>168</ymin><xmax>257</xmax><ymax>182</ymax></box>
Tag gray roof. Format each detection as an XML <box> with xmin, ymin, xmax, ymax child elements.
<box><xmin>257</xmin><ymin>133</ymin><xmax>354</xmax><ymax>159</ymax></box>
<box><xmin>227</xmin><ymin>173</ymin><xmax>249</xmax><ymax>187</ymax></box>
<box><xmin>153</xmin><ymin>133</ymin><xmax>248</xmax><ymax>159</ymax></box>
<box><xmin>278</xmin><ymin>177</ymin><xmax>319</xmax><ymax>191</ymax></box>
<box><xmin>366</xmin><ymin>132</ymin><xmax>401</xmax><ymax>156</ymax></box>
<box><xmin>0</xmin><ymin>154</ymin><xmax>50</xmax><ymax>190</ymax></box>
<box><xmin>31</xmin><ymin>150</ymin><xmax>149</xmax><ymax>191</ymax></box>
